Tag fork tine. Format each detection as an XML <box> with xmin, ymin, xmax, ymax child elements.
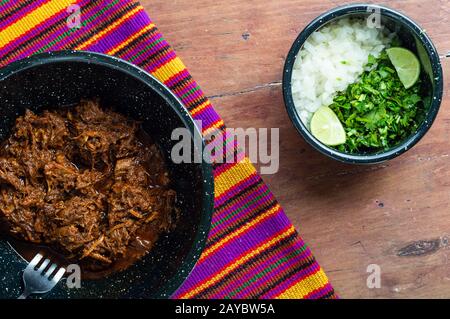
<box><xmin>26</xmin><ymin>253</ymin><xmax>43</xmax><ymax>270</ymax></box>
<box><xmin>44</xmin><ymin>263</ymin><xmax>57</xmax><ymax>278</ymax></box>
<box><xmin>37</xmin><ymin>258</ymin><xmax>50</xmax><ymax>273</ymax></box>
<box><xmin>51</xmin><ymin>267</ymin><xmax>66</xmax><ymax>282</ymax></box>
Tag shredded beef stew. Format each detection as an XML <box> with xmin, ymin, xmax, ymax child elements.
<box><xmin>0</xmin><ymin>100</ymin><xmax>177</xmax><ymax>273</ymax></box>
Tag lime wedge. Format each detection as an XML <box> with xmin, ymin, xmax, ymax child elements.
<box><xmin>386</xmin><ymin>47</ymin><xmax>421</xmax><ymax>89</ymax></box>
<box><xmin>310</xmin><ymin>106</ymin><xmax>346</xmax><ymax>146</ymax></box>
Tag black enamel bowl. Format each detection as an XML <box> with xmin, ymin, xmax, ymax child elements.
<box><xmin>0</xmin><ymin>51</ymin><xmax>214</xmax><ymax>298</ymax></box>
<box><xmin>283</xmin><ymin>4</ymin><xmax>444</xmax><ymax>164</ymax></box>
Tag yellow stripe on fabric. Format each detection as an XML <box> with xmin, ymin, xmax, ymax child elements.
<box><xmin>200</xmin><ymin>203</ymin><xmax>281</xmax><ymax>261</ymax></box>
<box><xmin>275</xmin><ymin>269</ymin><xmax>329</xmax><ymax>299</ymax></box>
<box><xmin>150</xmin><ymin>56</ymin><xmax>186</xmax><ymax>83</ymax></box>
<box><xmin>107</xmin><ymin>23</ymin><xmax>154</xmax><ymax>55</ymax></box>
<box><xmin>0</xmin><ymin>0</ymin><xmax>76</xmax><ymax>50</ymax></box>
<box><xmin>180</xmin><ymin>225</ymin><xmax>296</xmax><ymax>299</ymax></box>
<box><xmin>215</xmin><ymin>157</ymin><xmax>256</xmax><ymax>198</ymax></box>
<box><xmin>75</xmin><ymin>5</ymin><xmax>143</xmax><ymax>50</ymax></box>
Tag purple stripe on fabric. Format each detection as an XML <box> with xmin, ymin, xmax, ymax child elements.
<box><xmin>165</xmin><ymin>68</ymin><xmax>190</xmax><ymax>88</ymax></box>
<box><xmin>199</xmin><ymin>210</ymin><xmax>290</xmax><ymax>271</ymax></box>
<box><xmin>238</xmin><ymin>247</ymin><xmax>312</xmax><ymax>299</ymax></box>
<box><xmin>2</xmin><ymin>0</ymin><xmax>97</xmax><ymax>61</ymax></box>
<box><xmin>0</xmin><ymin>5</ymin><xmax>68</xmax><ymax>58</ymax></box>
<box><xmin>83</xmin><ymin>10</ymin><xmax>149</xmax><ymax>52</ymax></box>
<box><xmin>118</xmin><ymin>31</ymin><xmax>163</xmax><ymax>61</ymax></box>
<box><xmin>181</xmin><ymin>85</ymin><xmax>204</xmax><ymax>104</ymax></box>
<box><xmin>179</xmin><ymin>84</ymin><xmax>203</xmax><ymax>102</ymax></box>
<box><xmin>173</xmin><ymin>80</ymin><xmax>197</xmax><ymax>98</ymax></box>
<box><xmin>145</xmin><ymin>49</ymin><xmax>176</xmax><ymax>72</ymax></box>
<box><xmin>51</xmin><ymin>2</ymin><xmax>121</xmax><ymax>51</ymax></box>
<box><xmin>212</xmin><ymin>182</ymin><xmax>269</xmax><ymax>224</ymax></box>
<box><xmin>133</xmin><ymin>36</ymin><xmax>169</xmax><ymax>66</ymax></box>
<box><xmin>175</xmin><ymin>219</ymin><xmax>289</xmax><ymax>297</ymax></box>
<box><xmin>0</xmin><ymin>0</ymin><xmax>49</xmax><ymax>30</ymax></box>
<box><xmin>260</xmin><ymin>253</ymin><xmax>321</xmax><ymax>299</ymax></box>
<box><xmin>209</xmin><ymin>184</ymin><xmax>271</xmax><ymax>238</ymax></box>
<box><xmin>182</xmin><ymin>209</ymin><xmax>286</xmax><ymax>288</ymax></box>
<box><xmin>305</xmin><ymin>283</ymin><xmax>334</xmax><ymax>299</ymax></box>
<box><xmin>233</xmin><ymin>246</ymin><xmax>311</xmax><ymax>299</ymax></box>
<box><xmin>176</xmin><ymin>234</ymin><xmax>308</xmax><ymax>300</ymax></box>
<box><xmin>1</xmin><ymin>0</ymin><xmax>20</xmax><ymax>12</ymax></box>
<box><xmin>192</xmin><ymin>106</ymin><xmax>221</xmax><ymax>129</ymax></box>
<box><xmin>181</xmin><ymin>90</ymin><xmax>206</xmax><ymax>109</ymax></box>
<box><xmin>213</xmin><ymin>173</ymin><xmax>260</xmax><ymax>207</ymax></box>
<box><xmin>215</xmin><ymin>240</ymin><xmax>309</xmax><ymax>299</ymax></box>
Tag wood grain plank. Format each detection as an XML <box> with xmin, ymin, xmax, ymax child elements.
<box><xmin>145</xmin><ymin>0</ymin><xmax>449</xmax><ymax>97</ymax></box>
<box><xmin>141</xmin><ymin>0</ymin><xmax>450</xmax><ymax>298</ymax></box>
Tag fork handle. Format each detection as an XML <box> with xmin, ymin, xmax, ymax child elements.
<box><xmin>18</xmin><ymin>291</ymin><xmax>31</xmax><ymax>299</ymax></box>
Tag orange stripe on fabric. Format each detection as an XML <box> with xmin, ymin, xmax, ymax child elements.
<box><xmin>0</xmin><ymin>0</ymin><xmax>76</xmax><ymax>50</ymax></box>
<box><xmin>215</xmin><ymin>157</ymin><xmax>256</xmax><ymax>198</ymax></box>
<box><xmin>199</xmin><ymin>203</ymin><xmax>282</xmax><ymax>261</ymax></box>
<box><xmin>179</xmin><ymin>225</ymin><xmax>296</xmax><ymax>299</ymax></box>
<box><xmin>275</xmin><ymin>268</ymin><xmax>329</xmax><ymax>299</ymax></box>
<box><xmin>107</xmin><ymin>23</ymin><xmax>154</xmax><ymax>55</ymax></box>
<box><xmin>75</xmin><ymin>5</ymin><xmax>143</xmax><ymax>50</ymax></box>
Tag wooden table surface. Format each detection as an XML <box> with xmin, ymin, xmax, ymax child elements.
<box><xmin>142</xmin><ymin>0</ymin><xmax>450</xmax><ymax>298</ymax></box>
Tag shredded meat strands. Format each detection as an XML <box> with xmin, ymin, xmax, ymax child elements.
<box><xmin>0</xmin><ymin>100</ymin><xmax>177</xmax><ymax>271</ymax></box>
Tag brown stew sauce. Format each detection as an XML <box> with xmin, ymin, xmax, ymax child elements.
<box><xmin>0</xmin><ymin>100</ymin><xmax>177</xmax><ymax>279</ymax></box>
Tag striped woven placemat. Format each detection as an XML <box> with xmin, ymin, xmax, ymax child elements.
<box><xmin>0</xmin><ymin>0</ymin><xmax>336</xmax><ymax>299</ymax></box>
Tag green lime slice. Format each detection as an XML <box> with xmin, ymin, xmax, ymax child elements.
<box><xmin>310</xmin><ymin>106</ymin><xmax>346</xmax><ymax>146</ymax></box>
<box><xmin>386</xmin><ymin>47</ymin><xmax>421</xmax><ymax>89</ymax></box>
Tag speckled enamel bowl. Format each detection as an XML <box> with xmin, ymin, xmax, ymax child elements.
<box><xmin>283</xmin><ymin>4</ymin><xmax>444</xmax><ymax>164</ymax></box>
<box><xmin>0</xmin><ymin>51</ymin><xmax>214</xmax><ymax>298</ymax></box>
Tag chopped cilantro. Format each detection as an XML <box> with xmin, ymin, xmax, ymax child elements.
<box><xmin>329</xmin><ymin>51</ymin><xmax>425</xmax><ymax>153</ymax></box>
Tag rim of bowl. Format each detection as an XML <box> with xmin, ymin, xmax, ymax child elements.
<box><xmin>0</xmin><ymin>50</ymin><xmax>215</xmax><ymax>298</ymax></box>
<box><xmin>282</xmin><ymin>3</ymin><xmax>444</xmax><ymax>164</ymax></box>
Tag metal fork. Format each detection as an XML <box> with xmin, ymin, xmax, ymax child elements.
<box><xmin>18</xmin><ymin>253</ymin><xmax>66</xmax><ymax>299</ymax></box>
